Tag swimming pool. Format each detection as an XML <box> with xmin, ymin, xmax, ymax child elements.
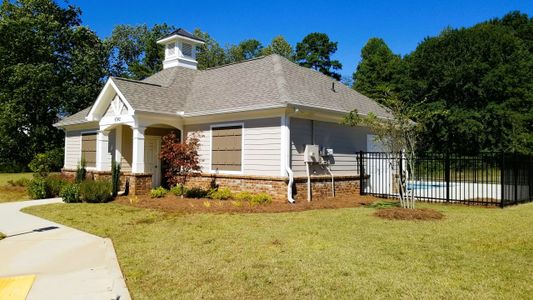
<box><xmin>407</xmin><ymin>182</ymin><xmax>447</xmax><ymax>190</ymax></box>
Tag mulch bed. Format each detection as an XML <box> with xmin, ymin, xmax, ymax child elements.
<box><xmin>114</xmin><ymin>193</ymin><xmax>380</xmax><ymax>214</ymax></box>
<box><xmin>374</xmin><ymin>207</ymin><xmax>444</xmax><ymax>221</ymax></box>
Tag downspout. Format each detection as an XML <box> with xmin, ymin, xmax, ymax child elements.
<box><xmin>282</xmin><ymin>115</ymin><xmax>296</xmax><ymax>203</ymax></box>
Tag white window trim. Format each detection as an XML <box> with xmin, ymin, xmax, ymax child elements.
<box><xmin>79</xmin><ymin>130</ymin><xmax>98</xmax><ymax>171</ymax></box>
<box><xmin>209</xmin><ymin>122</ymin><xmax>244</xmax><ymax>175</ymax></box>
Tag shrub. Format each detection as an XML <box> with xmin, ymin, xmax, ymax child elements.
<box><xmin>208</xmin><ymin>187</ymin><xmax>232</xmax><ymax>200</ymax></box>
<box><xmin>28</xmin><ymin>148</ymin><xmax>64</xmax><ymax>177</ymax></box>
<box><xmin>45</xmin><ymin>175</ymin><xmax>68</xmax><ymax>197</ymax></box>
<box><xmin>150</xmin><ymin>186</ymin><xmax>168</xmax><ymax>198</ymax></box>
<box><xmin>250</xmin><ymin>193</ymin><xmax>272</xmax><ymax>206</ymax></box>
<box><xmin>185</xmin><ymin>187</ymin><xmax>208</xmax><ymax>198</ymax></box>
<box><xmin>111</xmin><ymin>161</ymin><xmax>121</xmax><ymax>197</ymax></box>
<box><xmin>234</xmin><ymin>191</ymin><xmax>253</xmax><ymax>202</ymax></box>
<box><xmin>75</xmin><ymin>158</ymin><xmax>87</xmax><ymax>183</ymax></box>
<box><xmin>60</xmin><ymin>183</ymin><xmax>81</xmax><ymax>203</ymax></box>
<box><xmin>27</xmin><ymin>178</ymin><xmax>49</xmax><ymax>199</ymax></box>
<box><xmin>7</xmin><ymin>177</ymin><xmax>30</xmax><ymax>187</ymax></box>
<box><xmin>170</xmin><ymin>184</ymin><xmax>187</xmax><ymax>196</ymax></box>
<box><xmin>80</xmin><ymin>179</ymin><xmax>112</xmax><ymax>203</ymax></box>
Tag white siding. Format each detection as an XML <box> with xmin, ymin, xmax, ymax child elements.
<box><xmin>184</xmin><ymin>118</ymin><xmax>281</xmax><ymax>176</ymax></box>
<box><xmin>290</xmin><ymin>118</ymin><xmax>370</xmax><ymax>176</ymax></box>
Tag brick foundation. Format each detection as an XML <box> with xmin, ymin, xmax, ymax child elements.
<box><xmin>181</xmin><ymin>173</ymin><xmax>363</xmax><ymax>202</ymax></box>
<box><xmin>61</xmin><ymin>169</ymin><xmax>153</xmax><ymax>196</ymax></box>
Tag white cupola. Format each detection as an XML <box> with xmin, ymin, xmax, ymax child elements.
<box><xmin>156</xmin><ymin>28</ymin><xmax>205</xmax><ymax>70</ymax></box>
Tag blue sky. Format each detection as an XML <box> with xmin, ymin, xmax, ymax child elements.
<box><xmin>71</xmin><ymin>0</ymin><xmax>532</xmax><ymax>77</ymax></box>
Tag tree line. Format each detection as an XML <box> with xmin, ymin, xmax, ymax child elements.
<box><xmin>1</xmin><ymin>0</ymin><xmax>530</xmax><ymax>172</ymax></box>
<box><xmin>353</xmin><ymin>11</ymin><xmax>533</xmax><ymax>155</ymax></box>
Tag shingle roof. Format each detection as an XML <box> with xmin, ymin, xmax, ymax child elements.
<box><xmin>160</xmin><ymin>28</ymin><xmax>205</xmax><ymax>43</ymax></box>
<box><xmin>56</xmin><ymin>54</ymin><xmax>392</xmax><ymax>126</ymax></box>
<box><xmin>54</xmin><ymin>106</ymin><xmax>94</xmax><ymax>126</ymax></box>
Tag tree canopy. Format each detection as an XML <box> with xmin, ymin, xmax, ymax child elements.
<box><xmin>262</xmin><ymin>35</ymin><xmax>294</xmax><ymax>60</ymax></box>
<box><xmin>295</xmin><ymin>33</ymin><xmax>342</xmax><ymax>80</ymax></box>
<box><xmin>352</xmin><ymin>38</ymin><xmax>402</xmax><ymax>101</ymax></box>
<box><xmin>352</xmin><ymin>11</ymin><xmax>533</xmax><ymax>155</ymax></box>
<box><xmin>105</xmin><ymin>23</ymin><xmax>175</xmax><ymax>80</ymax></box>
<box><xmin>0</xmin><ymin>0</ymin><xmax>107</xmax><ymax>171</ymax></box>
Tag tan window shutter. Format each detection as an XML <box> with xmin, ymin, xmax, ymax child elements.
<box><xmin>81</xmin><ymin>133</ymin><xmax>97</xmax><ymax>167</ymax></box>
<box><xmin>211</xmin><ymin>126</ymin><xmax>242</xmax><ymax>171</ymax></box>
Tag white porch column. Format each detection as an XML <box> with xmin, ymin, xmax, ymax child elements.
<box><xmin>96</xmin><ymin>130</ymin><xmax>110</xmax><ymax>171</ymax></box>
<box><xmin>115</xmin><ymin>125</ymin><xmax>123</xmax><ymax>165</ymax></box>
<box><xmin>132</xmin><ymin>126</ymin><xmax>146</xmax><ymax>173</ymax></box>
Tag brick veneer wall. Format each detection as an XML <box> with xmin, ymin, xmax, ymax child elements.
<box><xmin>61</xmin><ymin>169</ymin><xmax>153</xmax><ymax>196</ymax></box>
<box><xmin>181</xmin><ymin>173</ymin><xmax>363</xmax><ymax>202</ymax></box>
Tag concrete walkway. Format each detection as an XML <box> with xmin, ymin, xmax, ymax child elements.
<box><xmin>0</xmin><ymin>199</ymin><xmax>131</xmax><ymax>300</ymax></box>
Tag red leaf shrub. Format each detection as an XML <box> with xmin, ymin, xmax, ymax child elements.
<box><xmin>160</xmin><ymin>132</ymin><xmax>201</xmax><ymax>186</ymax></box>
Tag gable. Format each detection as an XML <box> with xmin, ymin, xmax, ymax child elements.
<box><xmin>103</xmin><ymin>95</ymin><xmax>130</xmax><ymax>117</ymax></box>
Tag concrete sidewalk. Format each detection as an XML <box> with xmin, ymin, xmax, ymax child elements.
<box><xmin>0</xmin><ymin>199</ymin><xmax>131</xmax><ymax>300</ymax></box>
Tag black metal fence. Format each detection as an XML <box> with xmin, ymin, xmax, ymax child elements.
<box><xmin>359</xmin><ymin>152</ymin><xmax>533</xmax><ymax>207</ymax></box>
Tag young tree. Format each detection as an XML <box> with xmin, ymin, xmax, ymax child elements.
<box><xmin>295</xmin><ymin>33</ymin><xmax>342</xmax><ymax>80</ymax></box>
<box><xmin>194</xmin><ymin>28</ymin><xmax>226</xmax><ymax>70</ymax></box>
<box><xmin>352</xmin><ymin>38</ymin><xmax>402</xmax><ymax>101</ymax></box>
<box><xmin>0</xmin><ymin>0</ymin><xmax>107</xmax><ymax>171</ymax></box>
<box><xmin>344</xmin><ymin>89</ymin><xmax>420</xmax><ymax>208</ymax></box>
<box><xmin>105</xmin><ymin>23</ymin><xmax>176</xmax><ymax>80</ymax></box>
<box><xmin>160</xmin><ymin>132</ymin><xmax>201</xmax><ymax>187</ymax></box>
<box><xmin>262</xmin><ymin>35</ymin><xmax>294</xmax><ymax>60</ymax></box>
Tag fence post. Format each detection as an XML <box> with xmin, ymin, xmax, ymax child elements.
<box><xmin>359</xmin><ymin>151</ymin><xmax>365</xmax><ymax>195</ymax></box>
<box><xmin>500</xmin><ymin>152</ymin><xmax>505</xmax><ymax>208</ymax></box>
<box><xmin>445</xmin><ymin>152</ymin><xmax>450</xmax><ymax>202</ymax></box>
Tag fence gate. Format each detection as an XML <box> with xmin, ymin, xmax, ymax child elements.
<box><xmin>359</xmin><ymin>152</ymin><xmax>533</xmax><ymax>207</ymax></box>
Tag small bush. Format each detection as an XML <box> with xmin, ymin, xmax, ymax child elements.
<box><xmin>234</xmin><ymin>191</ymin><xmax>253</xmax><ymax>202</ymax></box>
<box><xmin>28</xmin><ymin>148</ymin><xmax>64</xmax><ymax>177</ymax></box>
<box><xmin>7</xmin><ymin>177</ymin><xmax>30</xmax><ymax>187</ymax></box>
<box><xmin>170</xmin><ymin>184</ymin><xmax>187</xmax><ymax>196</ymax></box>
<box><xmin>250</xmin><ymin>193</ymin><xmax>272</xmax><ymax>206</ymax></box>
<box><xmin>208</xmin><ymin>187</ymin><xmax>232</xmax><ymax>200</ymax></box>
<box><xmin>150</xmin><ymin>187</ymin><xmax>168</xmax><ymax>198</ymax></box>
<box><xmin>45</xmin><ymin>175</ymin><xmax>68</xmax><ymax>197</ymax></box>
<box><xmin>80</xmin><ymin>179</ymin><xmax>112</xmax><ymax>203</ymax></box>
<box><xmin>75</xmin><ymin>158</ymin><xmax>87</xmax><ymax>183</ymax></box>
<box><xmin>60</xmin><ymin>183</ymin><xmax>81</xmax><ymax>203</ymax></box>
<box><xmin>27</xmin><ymin>178</ymin><xmax>49</xmax><ymax>199</ymax></box>
<box><xmin>0</xmin><ymin>232</ymin><xmax>5</xmax><ymax>240</ymax></box>
<box><xmin>185</xmin><ymin>187</ymin><xmax>208</xmax><ymax>198</ymax></box>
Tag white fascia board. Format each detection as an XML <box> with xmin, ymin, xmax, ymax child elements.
<box><xmin>86</xmin><ymin>78</ymin><xmax>135</xmax><ymax>122</ymax></box>
<box><xmin>157</xmin><ymin>35</ymin><xmax>205</xmax><ymax>45</ymax></box>
<box><xmin>182</xmin><ymin>104</ymin><xmax>287</xmax><ymax>118</ymax></box>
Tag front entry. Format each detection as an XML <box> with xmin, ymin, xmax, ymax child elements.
<box><xmin>144</xmin><ymin>136</ymin><xmax>162</xmax><ymax>187</ymax></box>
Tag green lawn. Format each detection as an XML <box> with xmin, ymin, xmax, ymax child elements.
<box><xmin>24</xmin><ymin>202</ymin><xmax>533</xmax><ymax>299</ymax></box>
<box><xmin>0</xmin><ymin>173</ymin><xmax>32</xmax><ymax>203</ymax></box>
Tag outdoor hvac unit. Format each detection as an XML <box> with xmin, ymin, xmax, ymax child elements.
<box><xmin>304</xmin><ymin>145</ymin><xmax>321</xmax><ymax>163</ymax></box>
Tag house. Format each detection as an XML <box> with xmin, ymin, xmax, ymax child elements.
<box><xmin>54</xmin><ymin>28</ymin><xmax>392</xmax><ymax>201</ymax></box>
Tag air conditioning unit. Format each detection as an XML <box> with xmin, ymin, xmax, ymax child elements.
<box><xmin>304</xmin><ymin>145</ymin><xmax>320</xmax><ymax>163</ymax></box>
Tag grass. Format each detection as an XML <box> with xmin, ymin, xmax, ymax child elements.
<box><xmin>0</xmin><ymin>173</ymin><xmax>32</xmax><ymax>203</ymax></box>
<box><xmin>24</xmin><ymin>202</ymin><xmax>533</xmax><ymax>299</ymax></box>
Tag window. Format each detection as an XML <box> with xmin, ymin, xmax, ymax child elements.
<box><xmin>182</xmin><ymin>42</ymin><xmax>192</xmax><ymax>57</ymax></box>
<box><xmin>167</xmin><ymin>43</ymin><xmax>175</xmax><ymax>56</ymax></box>
<box><xmin>211</xmin><ymin>125</ymin><xmax>242</xmax><ymax>172</ymax></box>
<box><xmin>81</xmin><ymin>132</ymin><xmax>97</xmax><ymax>168</ymax></box>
